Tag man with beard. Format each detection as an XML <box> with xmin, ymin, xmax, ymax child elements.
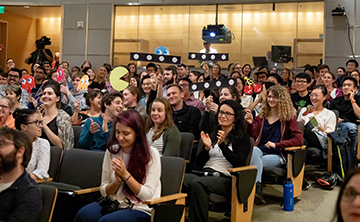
<box><xmin>160</xmin><ymin>66</ymin><xmax>177</xmax><ymax>98</ymax></box>
<box><xmin>0</xmin><ymin>127</ymin><xmax>42</xmax><ymax>222</ymax></box>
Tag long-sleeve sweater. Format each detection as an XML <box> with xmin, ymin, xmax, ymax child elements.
<box><xmin>78</xmin><ymin>115</ymin><xmax>112</xmax><ymax>151</ymax></box>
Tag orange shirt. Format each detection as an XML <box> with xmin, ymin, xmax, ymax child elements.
<box><xmin>5</xmin><ymin>114</ymin><xmax>15</xmax><ymax>129</ymax></box>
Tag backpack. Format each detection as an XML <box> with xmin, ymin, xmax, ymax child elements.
<box><xmin>328</xmin><ymin>129</ymin><xmax>358</xmax><ymax>179</ymax></box>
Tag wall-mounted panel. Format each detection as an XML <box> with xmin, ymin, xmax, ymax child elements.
<box><xmin>87</xmin><ymin>29</ymin><xmax>111</xmax><ymax>55</ymax></box>
<box><xmin>88</xmin><ymin>4</ymin><xmax>112</xmax><ymax>29</ymax></box>
<box><xmin>62</xmin><ymin>29</ymin><xmax>86</xmax><ymax>54</ymax></box>
<box><xmin>63</xmin><ymin>3</ymin><xmax>87</xmax><ymax>29</ymax></box>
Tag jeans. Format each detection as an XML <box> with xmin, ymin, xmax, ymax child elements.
<box><xmin>338</xmin><ymin>122</ymin><xmax>358</xmax><ymax>153</ymax></box>
<box><xmin>73</xmin><ymin>202</ymin><xmax>150</xmax><ymax>222</ymax></box>
<box><xmin>250</xmin><ymin>146</ymin><xmax>282</xmax><ymax>183</ymax></box>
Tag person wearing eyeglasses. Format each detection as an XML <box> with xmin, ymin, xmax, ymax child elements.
<box><xmin>245</xmin><ymin>85</ymin><xmax>303</xmax><ymax>205</ymax></box>
<box><xmin>335</xmin><ymin>167</ymin><xmax>360</xmax><ymax>222</ymax></box>
<box><xmin>14</xmin><ymin>109</ymin><xmax>50</xmax><ymax>181</ymax></box>
<box><xmin>183</xmin><ymin>100</ymin><xmax>251</xmax><ymax>222</ymax></box>
<box><xmin>0</xmin><ymin>97</ymin><xmax>15</xmax><ymax>129</ymax></box>
<box><xmin>0</xmin><ymin>127</ymin><xmax>42</xmax><ymax>222</ymax></box>
<box><xmin>290</xmin><ymin>73</ymin><xmax>312</xmax><ymax>111</ymax></box>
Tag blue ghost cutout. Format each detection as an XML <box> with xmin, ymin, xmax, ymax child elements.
<box><xmin>154</xmin><ymin>46</ymin><xmax>170</xmax><ymax>55</ymax></box>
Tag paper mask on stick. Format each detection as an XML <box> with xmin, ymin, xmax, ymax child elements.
<box><xmin>21</xmin><ymin>75</ymin><xmax>35</xmax><ymax>93</ymax></box>
<box><xmin>109</xmin><ymin>67</ymin><xmax>129</xmax><ymax>91</ymax></box>
<box><xmin>56</xmin><ymin>67</ymin><xmax>65</xmax><ymax>83</ymax></box>
<box><xmin>77</xmin><ymin>75</ymin><xmax>89</xmax><ymax>91</ymax></box>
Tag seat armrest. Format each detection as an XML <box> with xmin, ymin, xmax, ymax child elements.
<box><xmin>74</xmin><ymin>187</ymin><xmax>100</xmax><ymax>195</ymax></box>
<box><xmin>285</xmin><ymin>145</ymin><xmax>306</xmax><ymax>151</ymax></box>
<box><xmin>144</xmin><ymin>193</ymin><xmax>187</xmax><ymax>205</ymax></box>
<box><xmin>35</xmin><ymin>178</ymin><xmax>53</xmax><ymax>183</ymax></box>
<box><xmin>227</xmin><ymin>165</ymin><xmax>256</xmax><ymax>173</ymax></box>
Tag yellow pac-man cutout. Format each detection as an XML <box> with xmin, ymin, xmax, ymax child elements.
<box><xmin>110</xmin><ymin>67</ymin><xmax>129</xmax><ymax>91</ymax></box>
<box><xmin>78</xmin><ymin>75</ymin><xmax>89</xmax><ymax>91</ymax></box>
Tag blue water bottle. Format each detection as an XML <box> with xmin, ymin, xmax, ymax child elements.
<box><xmin>283</xmin><ymin>178</ymin><xmax>294</xmax><ymax>211</ymax></box>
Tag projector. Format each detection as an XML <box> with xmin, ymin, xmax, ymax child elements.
<box><xmin>202</xmin><ymin>24</ymin><xmax>232</xmax><ymax>44</ymax></box>
<box><xmin>331</xmin><ymin>5</ymin><xmax>346</xmax><ymax>16</ymax></box>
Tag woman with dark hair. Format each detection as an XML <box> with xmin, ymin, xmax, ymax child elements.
<box><xmin>350</xmin><ymin>70</ymin><xmax>360</xmax><ymax>91</ymax></box>
<box><xmin>246</xmin><ymin>85</ymin><xmax>303</xmax><ymax>204</ymax></box>
<box><xmin>6</xmin><ymin>84</ymin><xmax>27</xmax><ymax>110</ymax></box>
<box><xmin>229</xmin><ymin>71</ymin><xmax>253</xmax><ymax>108</ymax></box>
<box><xmin>304</xmin><ymin>65</ymin><xmax>316</xmax><ymax>90</ymax></box>
<box><xmin>140</xmin><ymin>75</ymin><xmax>151</xmax><ymax>106</ymax></box>
<box><xmin>193</xmin><ymin>73</ymin><xmax>206</xmax><ymax>102</ymax></box>
<box><xmin>297</xmin><ymin>85</ymin><xmax>336</xmax><ymax>155</ymax></box>
<box><xmin>201</xmin><ymin>62</ymin><xmax>210</xmax><ymax>79</ymax></box>
<box><xmin>335</xmin><ymin>167</ymin><xmax>360</xmax><ymax>222</ymax></box>
<box><xmin>74</xmin><ymin>110</ymin><xmax>161</xmax><ymax>222</ymax></box>
<box><xmin>31</xmin><ymin>62</ymin><xmax>41</xmax><ymax>75</ymax></box>
<box><xmin>81</xmin><ymin>60</ymin><xmax>92</xmax><ymax>70</ymax></box>
<box><xmin>123</xmin><ymin>86</ymin><xmax>148</xmax><ymax>121</ymax></box>
<box><xmin>323</xmin><ymin>71</ymin><xmax>343</xmax><ymax>103</ymax></box>
<box><xmin>184</xmin><ymin>100</ymin><xmax>251</xmax><ymax>222</ymax></box>
<box><xmin>145</xmin><ymin>98</ymin><xmax>181</xmax><ymax>156</ymax></box>
<box><xmin>83</xmin><ymin>67</ymin><xmax>101</xmax><ymax>90</ymax></box>
<box><xmin>40</xmin><ymin>81</ymin><xmax>74</xmax><ymax>150</ymax></box>
<box><xmin>127</xmin><ymin>62</ymin><xmax>137</xmax><ymax>77</ymax></box>
<box><xmin>337</xmin><ymin>67</ymin><xmax>346</xmax><ymax>77</ymax></box>
<box><xmin>21</xmin><ymin>69</ymin><xmax>29</xmax><ymax>77</ymax></box>
<box><xmin>281</xmin><ymin>68</ymin><xmax>292</xmax><ymax>88</ymax></box>
<box><xmin>242</xmin><ymin>64</ymin><xmax>252</xmax><ymax>78</ymax></box>
<box><xmin>71</xmin><ymin>89</ymin><xmax>103</xmax><ymax>125</ymax></box>
<box><xmin>14</xmin><ymin>109</ymin><xmax>50</xmax><ymax>180</ymax></box>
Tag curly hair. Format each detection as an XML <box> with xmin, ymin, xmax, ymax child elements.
<box><xmin>260</xmin><ymin>85</ymin><xmax>296</xmax><ymax>121</ymax></box>
<box><xmin>145</xmin><ymin>98</ymin><xmax>174</xmax><ymax>141</ymax></box>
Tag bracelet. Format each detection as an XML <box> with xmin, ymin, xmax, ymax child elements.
<box><xmin>124</xmin><ymin>174</ymin><xmax>132</xmax><ymax>183</ymax></box>
<box><xmin>351</xmin><ymin>99</ymin><xmax>356</xmax><ymax>104</ymax></box>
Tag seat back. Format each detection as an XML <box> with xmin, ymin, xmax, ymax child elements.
<box><xmin>160</xmin><ymin>156</ymin><xmax>186</xmax><ymax>196</ymax></box>
<box><xmin>73</xmin><ymin>126</ymin><xmax>83</xmax><ymax>148</ymax></box>
<box><xmin>57</xmin><ymin>149</ymin><xmax>105</xmax><ymax>189</ymax></box>
<box><xmin>245</xmin><ymin>137</ymin><xmax>255</xmax><ymax>166</ymax></box>
<box><xmin>38</xmin><ymin>184</ymin><xmax>58</xmax><ymax>222</ymax></box>
<box><xmin>49</xmin><ymin>146</ymin><xmax>63</xmax><ymax>180</ymax></box>
<box><xmin>179</xmin><ymin>132</ymin><xmax>194</xmax><ymax>161</ymax></box>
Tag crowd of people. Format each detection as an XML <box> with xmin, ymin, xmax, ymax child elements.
<box><xmin>1</xmin><ymin>56</ymin><xmax>360</xmax><ymax>222</ymax></box>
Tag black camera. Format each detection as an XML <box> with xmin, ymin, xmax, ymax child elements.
<box><xmin>99</xmin><ymin>196</ymin><xmax>121</xmax><ymax>215</ymax></box>
<box><xmin>35</xmin><ymin>36</ymin><xmax>51</xmax><ymax>50</ymax></box>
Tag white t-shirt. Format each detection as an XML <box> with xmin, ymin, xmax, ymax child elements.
<box><xmin>0</xmin><ymin>181</ymin><xmax>14</xmax><ymax>193</ymax></box>
<box><xmin>146</xmin><ymin>128</ymin><xmax>164</xmax><ymax>155</ymax></box>
<box><xmin>200</xmin><ymin>47</ymin><xmax>218</xmax><ymax>53</ymax></box>
<box><xmin>204</xmin><ymin>143</ymin><xmax>233</xmax><ymax>176</ymax></box>
<box><xmin>297</xmin><ymin>108</ymin><xmax>336</xmax><ymax>133</ymax></box>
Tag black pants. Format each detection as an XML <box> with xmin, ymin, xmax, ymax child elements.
<box><xmin>183</xmin><ymin>172</ymin><xmax>231</xmax><ymax>222</ymax></box>
<box><xmin>304</xmin><ymin>128</ymin><xmax>322</xmax><ymax>150</ymax></box>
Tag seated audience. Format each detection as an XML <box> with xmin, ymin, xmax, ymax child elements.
<box><xmin>81</xmin><ymin>60</ymin><xmax>92</xmax><ymax>71</ymax></box>
<box><xmin>146</xmin><ymin>62</ymin><xmax>158</xmax><ymax>75</ymax></box>
<box><xmin>0</xmin><ymin>71</ymin><xmax>8</xmax><ymax>85</ymax></box>
<box><xmin>229</xmin><ymin>71</ymin><xmax>253</xmax><ymax>108</ymax></box>
<box><xmin>74</xmin><ymin>110</ymin><xmax>161</xmax><ymax>222</ymax></box>
<box><xmin>146</xmin><ymin>98</ymin><xmax>181</xmax><ymax>156</ymax></box>
<box><xmin>350</xmin><ymin>70</ymin><xmax>360</xmax><ymax>91</ymax></box>
<box><xmin>335</xmin><ymin>167</ymin><xmax>360</xmax><ymax>222</ymax></box>
<box><xmin>32</xmin><ymin>66</ymin><xmax>46</xmax><ymax>96</ymax></box>
<box><xmin>40</xmin><ymin>81</ymin><xmax>74</xmax><ymax>150</ymax></box>
<box><xmin>254</xmin><ymin>67</ymin><xmax>269</xmax><ymax>85</ymax></box>
<box><xmin>337</xmin><ymin>59</ymin><xmax>358</xmax><ymax>88</ymax></box>
<box><xmin>177</xmin><ymin>63</ymin><xmax>188</xmax><ymax>79</ymax></box>
<box><xmin>83</xmin><ymin>67</ymin><xmax>101</xmax><ymax>90</ymax></box>
<box><xmin>337</xmin><ymin>66</ymin><xmax>346</xmax><ymax>77</ymax></box>
<box><xmin>189</xmin><ymin>70</ymin><xmax>200</xmax><ymax>83</ymax></box>
<box><xmin>291</xmin><ymin>73</ymin><xmax>312</xmax><ymax>110</ymax></box>
<box><xmin>193</xmin><ymin>73</ymin><xmax>206</xmax><ymax>102</ymax></box>
<box><xmin>14</xmin><ymin>109</ymin><xmax>50</xmax><ymax>180</ymax></box>
<box><xmin>94</xmin><ymin>65</ymin><xmax>109</xmax><ymax>89</ymax></box>
<box><xmin>179</xmin><ymin>77</ymin><xmax>205</xmax><ymax>114</ymax></box>
<box><xmin>123</xmin><ymin>86</ymin><xmax>148</xmax><ymax>121</ymax></box>
<box><xmin>71</xmin><ymin>89</ymin><xmax>103</xmax><ymax>125</ymax></box>
<box><xmin>242</xmin><ymin>64</ymin><xmax>252</xmax><ymax>78</ymax></box>
<box><xmin>184</xmin><ymin>100</ymin><xmax>251</xmax><ymax>222</ymax></box>
<box><xmin>297</xmin><ymin>85</ymin><xmax>336</xmax><ymax>156</ymax></box>
<box><xmin>0</xmin><ymin>128</ymin><xmax>42</xmax><ymax>222</ymax></box>
<box><xmin>6</xmin><ymin>84</ymin><xmax>28</xmax><ymax>110</ymax></box>
<box><xmin>322</xmin><ymin>71</ymin><xmax>343</xmax><ymax>105</ymax></box>
<box><xmin>127</xmin><ymin>62</ymin><xmax>137</xmax><ymax>77</ymax></box>
<box><xmin>166</xmin><ymin>84</ymin><xmax>201</xmax><ymax>140</ymax></box>
<box><xmin>0</xmin><ymin>97</ymin><xmax>15</xmax><ymax>129</ymax></box>
<box><xmin>304</xmin><ymin>65</ymin><xmax>316</xmax><ymax>91</ymax></box>
<box><xmin>0</xmin><ymin>68</ymin><xmax>29</xmax><ymax>107</ymax></box>
<box><xmin>246</xmin><ymin>85</ymin><xmax>303</xmax><ymax>204</ymax></box>
<box><xmin>316</xmin><ymin>64</ymin><xmax>330</xmax><ymax>86</ymax></box>
<box><xmin>211</xmin><ymin>63</ymin><xmax>226</xmax><ymax>80</ymax></box>
<box><xmin>329</xmin><ymin>76</ymin><xmax>360</xmax><ymax>152</ymax></box>
<box><xmin>78</xmin><ymin>92</ymin><xmax>123</xmax><ymax>151</ymax></box>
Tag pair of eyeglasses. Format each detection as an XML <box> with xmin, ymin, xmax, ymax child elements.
<box><xmin>218</xmin><ymin>110</ymin><xmax>235</xmax><ymax>118</ymax></box>
<box><xmin>8</xmin><ymin>74</ymin><xmax>19</xmax><ymax>78</ymax></box>
<box><xmin>26</xmin><ymin>120</ymin><xmax>43</xmax><ymax>127</ymax></box>
<box><xmin>342</xmin><ymin>188</ymin><xmax>360</xmax><ymax>202</ymax></box>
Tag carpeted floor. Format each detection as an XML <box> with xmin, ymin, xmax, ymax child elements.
<box><xmin>191</xmin><ymin>165</ymin><xmax>341</xmax><ymax>222</ymax></box>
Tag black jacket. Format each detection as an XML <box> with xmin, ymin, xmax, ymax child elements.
<box><xmin>173</xmin><ymin>102</ymin><xmax>201</xmax><ymax>140</ymax></box>
<box><xmin>0</xmin><ymin>171</ymin><xmax>42</xmax><ymax>222</ymax></box>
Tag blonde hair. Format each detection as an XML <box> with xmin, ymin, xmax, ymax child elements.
<box><xmin>260</xmin><ymin>85</ymin><xmax>296</xmax><ymax>121</ymax></box>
